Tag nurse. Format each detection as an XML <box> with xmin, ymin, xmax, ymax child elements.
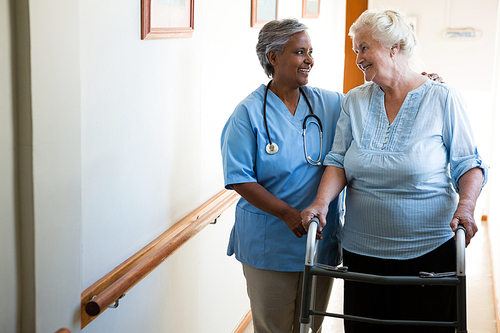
<box><xmin>220</xmin><ymin>19</ymin><xmax>344</xmax><ymax>333</ymax></box>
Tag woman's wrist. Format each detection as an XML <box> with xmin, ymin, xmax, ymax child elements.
<box><xmin>313</xmin><ymin>197</ymin><xmax>330</xmax><ymax>207</ymax></box>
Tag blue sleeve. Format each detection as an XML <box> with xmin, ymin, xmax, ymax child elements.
<box><xmin>442</xmin><ymin>87</ymin><xmax>488</xmax><ymax>192</ymax></box>
<box><xmin>323</xmin><ymin>93</ymin><xmax>353</xmax><ymax>168</ymax></box>
<box><xmin>220</xmin><ymin>105</ymin><xmax>258</xmax><ymax>189</ymax></box>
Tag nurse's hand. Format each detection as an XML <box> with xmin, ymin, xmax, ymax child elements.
<box><xmin>282</xmin><ymin>208</ymin><xmax>308</xmax><ymax>238</ymax></box>
<box><xmin>422</xmin><ymin>72</ymin><xmax>445</xmax><ymax>83</ymax></box>
<box><xmin>301</xmin><ymin>199</ymin><xmax>329</xmax><ymax>240</ymax></box>
<box><xmin>230</xmin><ymin>182</ymin><xmax>309</xmax><ymax>238</ymax></box>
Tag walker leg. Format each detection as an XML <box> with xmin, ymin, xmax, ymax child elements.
<box><xmin>300</xmin><ymin>323</ymin><xmax>311</xmax><ymax>333</ymax></box>
<box><xmin>310</xmin><ymin>275</ymin><xmax>317</xmax><ymax>330</ymax></box>
<box><xmin>300</xmin><ymin>265</ymin><xmax>313</xmax><ymax>333</ymax></box>
<box><xmin>457</xmin><ymin>275</ymin><xmax>467</xmax><ymax>333</ymax></box>
<box><xmin>456</xmin><ymin>226</ymin><xmax>467</xmax><ymax>333</ymax></box>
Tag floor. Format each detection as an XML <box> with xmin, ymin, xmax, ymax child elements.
<box><xmin>242</xmin><ymin>220</ymin><xmax>497</xmax><ymax>332</ymax></box>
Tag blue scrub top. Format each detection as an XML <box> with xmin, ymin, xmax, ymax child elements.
<box><xmin>221</xmin><ymin>84</ymin><xmax>344</xmax><ymax>272</ymax></box>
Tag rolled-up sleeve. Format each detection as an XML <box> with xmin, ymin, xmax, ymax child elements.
<box><xmin>442</xmin><ymin>87</ymin><xmax>488</xmax><ymax>192</ymax></box>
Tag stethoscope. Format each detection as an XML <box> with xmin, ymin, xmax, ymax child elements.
<box><xmin>263</xmin><ymin>81</ymin><xmax>323</xmax><ymax>166</ymax></box>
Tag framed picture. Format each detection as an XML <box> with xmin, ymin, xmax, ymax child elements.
<box><xmin>251</xmin><ymin>0</ymin><xmax>278</xmax><ymax>28</ymax></box>
<box><xmin>141</xmin><ymin>0</ymin><xmax>195</xmax><ymax>40</ymax></box>
<box><xmin>302</xmin><ymin>0</ymin><xmax>320</xmax><ymax>19</ymax></box>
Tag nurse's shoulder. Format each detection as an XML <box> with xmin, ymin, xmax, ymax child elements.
<box><xmin>303</xmin><ymin>85</ymin><xmax>343</xmax><ymax>106</ymax></box>
<box><xmin>301</xmin><ymin>85</ymin><xmax>344</xmax><ymax>120</ymax></box>
<box><xmin>228</xmin><ymin>84</ymin><xmax>267</xmax><ymax>123</ymax></box>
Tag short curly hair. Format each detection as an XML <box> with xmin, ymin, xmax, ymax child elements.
<box><xmin>256</xmin><ymin>18</ymin><xmax>309</xmax><ymax>78</ymax></box>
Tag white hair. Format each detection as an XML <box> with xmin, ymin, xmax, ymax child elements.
<box><xmin>349</xmin><ymin>9</ymin><xmax>418</xmax><ymax>58</ymax></box>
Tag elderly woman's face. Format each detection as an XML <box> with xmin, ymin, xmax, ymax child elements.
<box><xmin>270</xmin><ymin>31</ymin><xmax>314</xmax><ymax>88</ymax></box>
<box><xmin>352</xmin><ymin>26</ymin><xmax>393</xmax><ymax>83</ymax></box>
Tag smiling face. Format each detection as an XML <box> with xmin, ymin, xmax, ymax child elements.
<box><xmin>269</xmin><ymin>31</ymin><xmax>314</xmax><ymax>89</ymax></box>
<box><xmin>352</xmin><ymin>26</ymin><xmax>394</xmax><ymax>84</ymax></box>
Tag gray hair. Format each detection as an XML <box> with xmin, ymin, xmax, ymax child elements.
<box><xmin>256</xmin><ymin>18</ymin><xmax>309</xmax><ymax>78</ymax></box>
<box><xmin>349</xmin><ymin>9</ymin><xmax>417</xmax><ymax>57</ymax></box>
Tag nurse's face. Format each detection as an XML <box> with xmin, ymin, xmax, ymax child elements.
<box><xmin>270</xmin><ymin>31</ymin><xmax>314</xmax><ymax>88</ymax></box>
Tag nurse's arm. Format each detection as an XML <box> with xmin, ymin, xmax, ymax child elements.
<box><xmin>230</xmin><ymin>182</ymin><xmax>307</xmax><ymax>238</ymax></box>
<box><xmin>450</xmin><ymin>167</ymin><xmax>484</xmax><ymax>246</ymax></box>
<box><xmin>301</xmin><ymin>166</ymin><xmax>347</xmax><ymax>234</ymax></box>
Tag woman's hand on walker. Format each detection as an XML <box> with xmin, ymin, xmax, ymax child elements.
<box><xmin>301</xmin><ymin>199</ymin><xmax>329</xmax><ymax>240</ymax></box>
<box><xmin>450</xmin><ymin>203</ymin><xmax>478</xmax><ymax>247</ymax></box>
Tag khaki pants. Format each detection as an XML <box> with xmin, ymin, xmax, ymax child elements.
<box><xmin>242</xmin><ymin>263</ymin><xmax>333</xmax><ymax>333</ymax></box>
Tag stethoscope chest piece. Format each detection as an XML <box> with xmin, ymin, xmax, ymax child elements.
<box><xmin>262</xmin><ymin>80</ymin><xmax>322</xmax><ymax>164</ymax></box>
<box><xmin>266</xmin><ymin>142</ymin><xmax>279</xmax><ymax>155</ymax></box>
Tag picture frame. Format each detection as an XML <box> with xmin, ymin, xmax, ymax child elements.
<box><xmin>251</xmin><ymin>0</ymin><xmax>278</xmax><ymax>28</ymax></box>
<box><xmin>141</xmin><ymin>0</ymin><xmax>195</xmax><ymax>40</ymax></box>
<box><xmin>302</xmin><ymin>0</ymin><xmax>320</xmax><ymax>19</ymax></box>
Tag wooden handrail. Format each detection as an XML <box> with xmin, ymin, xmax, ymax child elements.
<box><xmin>234</xmin><ymin>310</ymin><xmax>252</xmax><ymax>333</ymax></box>
<box><xmin>81</xmin><ymin>189</ymin><xmax>240</xmax><ymax>328</ymax></box>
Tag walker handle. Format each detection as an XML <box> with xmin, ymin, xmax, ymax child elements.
<box><xmin>304</xmin><ymin>217</ymin><xmax>319</xmax><ymax>266</ymax></box>
<box><xmin>455</xmin><ymin>225</ymin><xmax>466</xmax><ymax>276</ymax></box>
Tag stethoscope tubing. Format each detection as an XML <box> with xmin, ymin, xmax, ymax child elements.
<box><xmin>303</xmin><ymin>115</ymin><xmax>323</xmax><ymax>166</ymax></box>
<box><xmin>263</xmin><ymin>81</ymin><xmax>274</xmax><ymax>152</ymax></box>
<box><xmin>263</xmin><ymin>80</ymin><xmax>323</xmax><ymax>165</ymax></box>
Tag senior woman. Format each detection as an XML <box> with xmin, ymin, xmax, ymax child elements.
<box><xmin>301</xmin><ymin>9</ymin><xmax>488</xmax><ymax>333</ymax></box>
<box><xmin>220</xmin><ymin>19</ymin><xmax>344</xmax><ymax>333</ymax></box>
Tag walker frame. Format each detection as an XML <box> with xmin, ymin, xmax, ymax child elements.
<box><xmin>299</xmin><ymin>218</ymin><xmax>467</xmax><ymax>333</ymax></box>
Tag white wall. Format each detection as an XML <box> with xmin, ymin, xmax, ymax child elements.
<box><xmin>12</xmin><ymin>1</ymin><xmax>499</xmax><ymax>332</ymax></box>
<box><xmin>488</xmin><ymin>0</ymin><xmax>500</xmax><ymax>326</ymax></box>
<box><xmin>29</xmin><ymin>0</ymin><xmax>83</xmax><ymax>332</ymax></box>
<box><xmin>79</xmin><ymin>0</ymin><xmax>346</xmax><ymax>332</ymax></box>
<box><xmin>1</xmin><ymin>0</ymin><xmax>344</xmax><ymax>331</ymax></box>
<box><xmin>0</xmin><ymin>0</ymin><xmax>18</xmax><ymax>332</ymax></box>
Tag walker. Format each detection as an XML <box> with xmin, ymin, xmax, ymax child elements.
<box><xmin>299</xmin><ymin>217</ymin><xmax>468</xmax><ymax>333</ymax></box>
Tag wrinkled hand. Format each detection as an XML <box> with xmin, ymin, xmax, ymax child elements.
<box><xmin>450</xmin><ymin>203</ymin><xmax>478</xmax><ymax>247</ymax></box>
<box><xmin>300</xmin><ymin>199</ymin><xmax>329</xmax><ymax>240</ymax></box>
<box><xmin>283</xmin><ymin>208</ymin><xmax>308</xmax><ymax>238</ymax></box>
<box><xmin>422</xmin><ymin>72</ymin><xmax>445</xmax><ymax>83</ymax></box>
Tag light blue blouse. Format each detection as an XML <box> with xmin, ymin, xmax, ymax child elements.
<box><xmin>221</xmin><ymin>84</ymin><xmax>344</xmax><ymax>271</ymax></box>
<box><xmin>325</xmin><ymin>80</ymin><xmax>488</xmax><ymax>259</ymax></box>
